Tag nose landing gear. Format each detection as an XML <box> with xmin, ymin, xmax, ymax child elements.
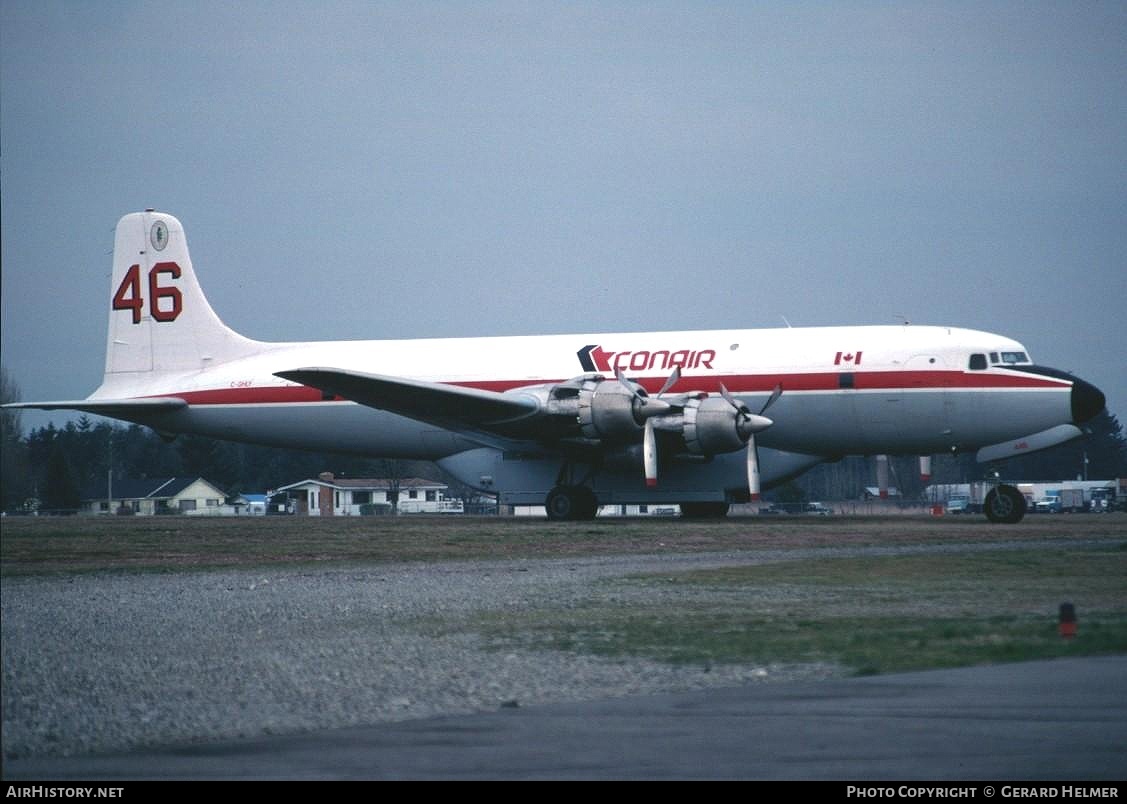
<box><xmin>984</xmin><ymin>484</ymin><xmax>1027</xmax><ymax>524</ymax></box>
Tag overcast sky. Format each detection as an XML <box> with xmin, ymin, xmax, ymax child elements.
<box><xmin>3</xmin><ymin>1</ymin><xmax>1125</xmax><ymax>437</ymax></box>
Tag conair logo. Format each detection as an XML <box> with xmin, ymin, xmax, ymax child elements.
<box><xmin>578</xmin><ymin>344</ymin><xmax>716</xmax><ymax>373</ymax></box>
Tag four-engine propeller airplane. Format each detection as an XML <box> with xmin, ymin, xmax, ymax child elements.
<box><xmin>7</xmin><ymin>211</ymin><xmax>1107</xmax><ymax>522</ymax></box>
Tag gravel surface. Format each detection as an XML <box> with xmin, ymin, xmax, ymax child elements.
<box><xmin>3</xmin><ymin>550</ymin><xmax>854</xmax><ymax>760</ymax></box>
<box><xmin>7</xmin><ymin>536</ymin><xmax>1114</xmax><ymax>761</ymax></box>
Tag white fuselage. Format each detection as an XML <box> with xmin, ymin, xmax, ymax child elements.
<box><xmin>94</xmin><ymin>324</ymin><xmax>1074</xmax><ymax>463</ymax></box>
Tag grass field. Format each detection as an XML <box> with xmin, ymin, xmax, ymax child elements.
<box><xmin>3</xmin><ymin>513</ymin><xmax>1126</xmax><ymax>676</ymax></box>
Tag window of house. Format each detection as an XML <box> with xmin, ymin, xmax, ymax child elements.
<box><xmin>409</xmin><ymin>490</ymin><xmax>418</xmax><ymax>499</ymax></box>
<box><xmin>353</xmin><ymin>491</ymin><xmax>371</xmax><ymax>505</ymax></box>
<box><xmin>426</xmin><ymin>490</ymin><xmax>436</xmax><ymax>502</ymax></box>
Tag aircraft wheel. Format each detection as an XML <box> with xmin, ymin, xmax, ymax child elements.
<box><xmin>546</xmin><ymin>486</ymin><xmax>598</xmax><ymax>521</ymax></box>
<box><xmin>680</xmin><ymin>502</ymin><xmax>730</xmax><ymax>519</ymax></box>
<box><xmin>984</xmin><ymin>484</ymin><xmax>1027</xmax><ymax>524</ymax></box>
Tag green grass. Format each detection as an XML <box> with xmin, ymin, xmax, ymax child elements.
<box><xmin>461</xmin><ymin>543</ymin><xmax>1127</xmax><ymax>675</ymax></box>
<box><xmin>4</xmin><ymin>513</ymin><xmax>1125</xmax><ymax>677</ymax></box>
<box><xmin>4</xmin><ymin>512</ymin><xmax>1125</xmax><ymax>575</ymax></box>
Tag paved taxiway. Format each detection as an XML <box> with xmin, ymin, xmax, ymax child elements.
<box><xmin>6</xmin><ymin>655</ymin><xmax>1124</xmax><ymax>780</ymax></box>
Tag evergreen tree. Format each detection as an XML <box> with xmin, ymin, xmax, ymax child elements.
<box><xmin>43</xmin><ymin>443</ymin><xmax>81</xmax><ymax>512</ymax></box>
<box><xmin>1</xmin><ymin>367</ymin><xmax>30</xmax><ymax>510</ymax></box>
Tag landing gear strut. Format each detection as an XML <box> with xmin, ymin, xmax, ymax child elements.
<box><xmin>984</xmin><ymin>484</ymin><xmax>1027</xmax><ymax>524</ymax></box>
<box><xmin>545</xmin><ymin>485</ymin><xmax>599</xmax><ymax>521</ymax></box>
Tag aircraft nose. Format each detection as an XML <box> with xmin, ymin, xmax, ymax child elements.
<box><xmin>1013</xmin><ymin>365</ymin><xmax>1105</xmax><ymax>424</ymax></box>
<box><xmin>1070</xmin><ymin>376</ymin><xmax>1105</xmax><ymax>424</ymax></box>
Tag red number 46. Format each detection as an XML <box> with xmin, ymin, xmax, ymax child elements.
<box><xmin>112</xmin><ymin>262</ymin><xmax>183</xmax><ymax>324</ymax></box>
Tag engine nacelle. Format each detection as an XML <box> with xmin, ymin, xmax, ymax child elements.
<box><xmin>681</xmin><ymin>395</ymin><xmax>748</xmax><ymax>455</ymax></box>
<box><xmin>576</xmin><ymin>376</ymin><xmax>643</xmax><ymax>443</ymax></box>
<box><xmin>538</xmin><ymin>375</ymin><xmax>764</xmax><ymax>457</ymax></box>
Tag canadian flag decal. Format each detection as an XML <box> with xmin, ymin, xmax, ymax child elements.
<box><xmin>834</xmin><ymin>351</ymin><xmax>863</xmax><ymax>366</ymax></box>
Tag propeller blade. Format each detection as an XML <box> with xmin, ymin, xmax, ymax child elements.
<box><xmin>656</xmin><ymin>366</ymin><xmax>682</xmax><ymax>397</ymax></box>
<box><xmin>718</xmin><ymin>383</ymin><xmax>747</xmax><ymax>413</ymax></box>
<box><xmin>644</xmin><ymin>419</ymin><xmax>658</xmax><ymax>487</ymax></box>
<box><xmin>759</xmin><ymin>383</ymin><xmax>783</xmax><ymax>416</ymax></box>
<box><xmin>747</xmin><ymin>436</ymin><xmax>761</xmax><ymax>501</ymax></box>
<box><xmin>614</xmin><ymin>367</ymin><xmax>639</xmax><ymax>394</ymax></box>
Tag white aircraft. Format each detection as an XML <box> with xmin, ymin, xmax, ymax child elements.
<box><xmin>7</xmin><ymin>211</ymin><xmax>1106</xmax><ymax>522</ymax></box>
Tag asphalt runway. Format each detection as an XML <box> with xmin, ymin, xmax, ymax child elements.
<box><xmin>6</xmin><ymin>655</ymin><xmax>1124</xmax><ymax>780</ymax></box>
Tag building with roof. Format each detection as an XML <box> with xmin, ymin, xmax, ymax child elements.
<box><xmin>82</xmin><ymin>477</ymin><xmax>229</xmax><ymax>516</ymax></box>
<box><xmin>270</xmin><ymin>472</ymin><xmax>461</xmax><ymax>515</ymax></box>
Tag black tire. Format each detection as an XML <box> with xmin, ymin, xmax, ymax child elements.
<box><xmin>680</xmin><ymin>501</ymin><xmax>730</xmax><ymax>519</ymax></box>
<box><xmin>545</xmin><ymin>486</ymin><xmax>598</xmax><ymax>521</ymax></box>
<box><xmin>984</xmin><ymin>484</ymin><xmax>1027</xmax><ymax>524</ymax></box>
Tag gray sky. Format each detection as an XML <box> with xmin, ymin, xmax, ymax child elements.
<box><xmin>3</xmin><ymin>1</ymin><xmax>1125</xmax><ymax>436</ymax></box>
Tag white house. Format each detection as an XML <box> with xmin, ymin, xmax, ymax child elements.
<box><xmin>270</xmin><ymin>472</ymin><xmax>462</xmax><ymax>515</ymax></box>
<box><xmin>82</xmin><ymin>477</ymin><xmax>229</xmax><ymax>516</ymax></box>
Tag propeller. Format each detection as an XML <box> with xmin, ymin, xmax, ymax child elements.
<box><xmin>615</xmin><ymin>367</ymin><xmax>674</xmax><ymax>421</ymax></box>
<box><xmin>719</xmin><ymin>383</ymin><xmax>782</xmax><ymax>501</ymax></box>
<box><xmin>615</xmin><ymin>367</ymin><xmax>681</xmax><ymax>487</ymax></box>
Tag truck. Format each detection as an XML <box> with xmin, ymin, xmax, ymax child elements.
<box><xmin>1089</xmin><ymin>487</ymin><xmax>1116</xmax><ymax>512</ymax></box>
<box><xmin>946</xmin><ymin>494</ymin><xmax>971</xmax><ymax>514</ymax></box>
<box><xmin>1036</xmin><ymin>488</ymin><xmax>1086</xmax><ymax>513</ymax></box>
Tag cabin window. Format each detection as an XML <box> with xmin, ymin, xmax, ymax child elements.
<box><xmin>838</xmin><ymin>372</ymin><xmax>855</xmax><ymax>389</ymax></box>
<box><xmin>968</xmin><ymin>354</ymin><xmax>987</xmax><ymax>370</ymax></box>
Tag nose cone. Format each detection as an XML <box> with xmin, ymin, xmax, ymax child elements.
<box><xmin>1071</xmin><ymin>376</ymin><xmax>1106</xmax><ymax>424</ymax></box>
<box><xmin>1013</xmin><ymin>365</ymin><xmax>1106</xmax><ymax>425</ymax></box>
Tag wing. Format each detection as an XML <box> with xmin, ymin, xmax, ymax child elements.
<box><xmin>274</xmin><ymin>367</ymin><xmax>545</xmax><ymax>441</ymax></box>
<box><xmin>2</xmin><ymin>397</ymin><xmax>188</xmax><ymax>417</ymax></box>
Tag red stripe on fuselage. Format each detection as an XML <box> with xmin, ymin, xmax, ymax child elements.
<box><xmin>147</xmin><ymin>369</ymin><xmax>1068</xmax><ymax>407</ymax></box>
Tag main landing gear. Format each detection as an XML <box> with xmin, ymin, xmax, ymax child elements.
<box><xmin>984</xmin><ymin>483</ymin><xmax>1027</xmax><ymax>524</ymax></box>
<box><xmin>545</xmin><ymin>485</ymin><xmax>599</xmax><ymax>521</ymax></box>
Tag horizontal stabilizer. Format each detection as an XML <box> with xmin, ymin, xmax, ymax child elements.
<box><xmin>274</xmin><ymin>368</ymin><xmax>541</xmax><ymax>429</ymax></box>
<box><xmin>2</xmin><ymin>397</ymin><xmax>188</xmax><ymax>417</ymax></box>
<box><xmin>975</xmin><ymin>423</ymin><xmax>1082</xmax><ymax>464</ymax></box>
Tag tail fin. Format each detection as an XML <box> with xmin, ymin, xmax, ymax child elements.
<box><xmin>104</xmin><ymin>211</ymin><xmax>261</xmax><ymax>378</ymax></box>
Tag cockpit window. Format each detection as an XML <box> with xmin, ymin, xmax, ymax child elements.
<box><xmin>998</xmin><ymin>351</ymin><xmax>1029</xmax><ymax>365</ymax></box>
<box><xmin>989</xmin><ymin>352</ymin><xmax>999</xmax><ymax>364</ymax></box>
<box><xmin>968</xmin><ymin>354</ymin><xmax>987</xmax><ymax>370</ymax></box>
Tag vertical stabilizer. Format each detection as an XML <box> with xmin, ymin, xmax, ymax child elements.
<box><xmin>104</xmin><ymin>211</ymin><xmax>260</xmax><ymax>378</ymax></box>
